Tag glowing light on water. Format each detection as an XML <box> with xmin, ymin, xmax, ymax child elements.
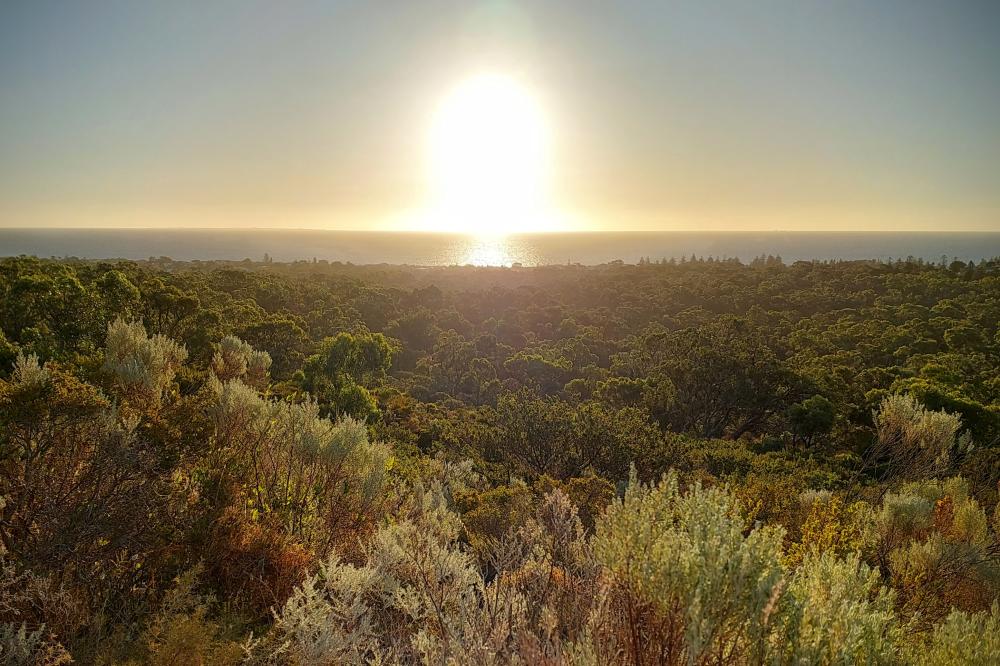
<box><xmin>460</xmin><ymin>235</ymin><xmax>514</xmax><ymax>266</ymax></box>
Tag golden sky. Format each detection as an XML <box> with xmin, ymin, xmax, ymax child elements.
<box><xmin>1</xmin><ymin>1</ymin><xmax>998</xmax><ymax>232</ymax></box>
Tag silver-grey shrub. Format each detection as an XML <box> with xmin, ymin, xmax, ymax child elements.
<box><xmin>212</xmin><ymin>335</ymin><xmax>272</xmax><ymax>388</ymax></box>
<box><xmin>103</xmin><ymin>318</ymin><xmax>187</xmax><ymax>409</ymax></box>
<box><xmin>211</xmin><ymin>378</ymin><xmax>390</xmax><ymax>550</ymax></box>
<box><xmin>262</xmin><ymin>467</ymin><xmax>997</xmax><ymax>665</ymax></box>
<box><xmin>870</xmin><ymin>394</ymin><xmax>968</xmax><ymax>483</ymax></box>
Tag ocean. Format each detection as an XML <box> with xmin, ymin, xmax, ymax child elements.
<box><xmin>1</xmin><ymin>229</ymin><xmax>999</xmax><ymax>266</ymax></box>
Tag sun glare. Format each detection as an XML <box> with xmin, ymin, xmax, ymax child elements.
<box><xmin>425</xmin><ymin>74</ymin><xmax>557</xmax><ymax>235</ymax></box>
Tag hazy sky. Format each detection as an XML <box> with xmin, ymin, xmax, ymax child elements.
<box><xmin>1</xmin><ymin>0</ymin><xmax>998</xmax><ymax>231</ymax></box>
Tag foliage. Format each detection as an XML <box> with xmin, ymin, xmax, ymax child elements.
<box><xmin>788</xmin><ymin>394</ymin><xmax>836</xmax><ymax>446</ymax></box>
<box><xmin>589</xmin><ymin>469</ymin><xmax>785</xmax><ymax>664</ymax></box>
<box><xmin>786</xmin><ymin>492</ymin><xmax>870</xmax><ymax>566</ymax></box>
<box><xmin>104</xmin><ymin>317</ymin><xmax>188</xmax><ymax>410</ymax></box>
<box><xmin>0</xmin><ymin>352</ymin><xmax>161</xmax><ymax>578</ymax></box>
<box><xmin>211</xmin><ymin>378</ymin><xmax>391</xmax><ymax>552</ymax></box>
<box><xmin>261</xmin><ymin>479</ymin><xmax>486</xmax><ymax>663</ymax></box>
<box><xmin>1</xmin><ymin>255</ymin><xmax>999</xmax><ymax>661</ymax></box>
<box><xmin>874</xmin><ymin>477</ymin><xmax>1000</xmax><ymax>626</ymax></box>
<box><xmin>868</xmin><ymin>393</ymin><xmax>970</xmax><ymax>483</ymax></box>
<box><xmin>139</xmin><ymin>566</ymin><xmax>242</xmax><ymax>666</ymax></box>
<box><xmin>779</xmin><ymin>551</ymin><xmax>902</xmax><ymax>664</ymax></box>
<box><xmin>482</xmin><ymin>389</ymin><xmax>663</xmax><ymax>481</ymax></box>
<box><xmin>0</xmin><ymin>622</ymin><xmax>72</xmax><ymax>666</ymax></box>
<box><xmin>908</xmin><ymin>604</ymin><xmax>1000</xmax><ymax>666</ymax></box>
<box><xmin>299</xmin><ymin>331</ymin><xmax>394</xmax><ymax>420</ymax></box>
<box><xmin>211</xmin><ymin>335</ymin><xmax>272</xmax><ymax>388</ymax></box>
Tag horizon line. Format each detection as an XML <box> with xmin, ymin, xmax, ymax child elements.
<box><xmin>3</xmin><ymin>227</ymin><xmax>1000</xmax><ymax>235</ymax></box>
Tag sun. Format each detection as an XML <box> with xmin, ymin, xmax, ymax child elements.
<box><xmin>425</xmin><ymin>73</ymin><xmax>557</xmax><ymax>234</ymax></box>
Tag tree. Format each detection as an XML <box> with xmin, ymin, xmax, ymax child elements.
<box><xmin>484</xmin><ymin>390</ymin><xmax>663</xmax><ymax>481</ymax></box>
<box><xmin>239</xmin><ymin>316</ymin><xmax>310</xmax><ymax>380</ymax></box>
<box><xmin>503</xmin><ymin>352</ymin><xmax>570</xmax><ymax>394</ymax></box>
<box><xmin>299</xmin><ymin>332</ymin><xmax>394</xmax><ymax>419</ymax></box>
<box><xmin>620</xmin><ymin>317</ymin><xmax>798</xmax><ymax>438</ymax></box>
<box><xmin>386</xmin><ymin>308</ymin><xmax>438</xmax><ymax>370</ymax></box>
<box><xmin>788</xmin><ymin>394</ymin><xmax>835</xmax><ymax>447</ymax></box>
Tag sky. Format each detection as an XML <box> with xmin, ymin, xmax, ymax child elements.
<box><xmin>1</xmin><ymin>0</ymin><xmax>998</xmax><ymax>232</ymax></box>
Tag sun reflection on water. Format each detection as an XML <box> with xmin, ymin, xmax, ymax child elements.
<box><xmin>460</xmin><ymin>235</ymin><xmax>515</xmax><ymax>266</ymax></box>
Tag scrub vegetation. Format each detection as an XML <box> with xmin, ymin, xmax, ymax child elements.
<box><xmin>2</xmin><ymin>254</ymin><xmax>999</xmax><ymax>663</ymax></box>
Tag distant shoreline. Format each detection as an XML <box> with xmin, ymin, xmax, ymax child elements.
<box><xmin>2</xmin><ymin>228</ymin><xmax>999</xmax><ymax>266</ymax></box>
<box><xmin>3</xmin><ymin>227</ymin><xmax>999</xmax><ymax>234</ymax></box>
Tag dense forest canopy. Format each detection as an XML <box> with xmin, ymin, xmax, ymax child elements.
<box><xmin>1</xmin><ymin>254</ymin><xmax>999</xmax><ymax>664</ymax></box>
